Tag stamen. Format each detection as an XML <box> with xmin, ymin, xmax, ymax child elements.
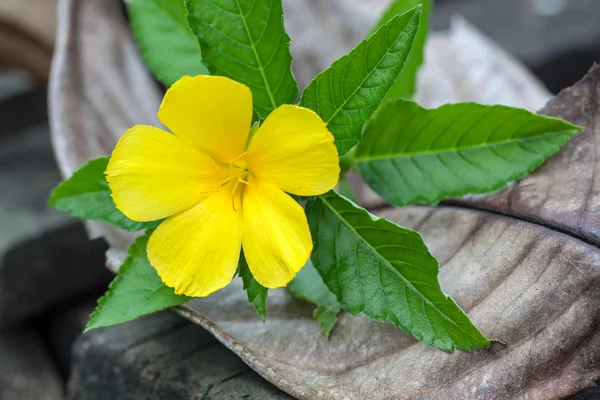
<box><xmin>198</xmin><ymin>176</ymin><xmax>235</xmax><ymax>196</ymax></box>
<box><xmin>231</xmin><ymin>178</ymin><xmax>241</xmax><ymax>212</ymax></box>
<box><xmin>231</xmin><ymin>176</ymin><xmax>252</xmax><ymax>211</ymax></box>
<box><xmin>218</xmin><ymin>176</ymin><xmax>235</xmax><ymax>186</ymax></box>
<box><xmin>204</xmin><ymin>155</ymin><xmax>222</xmax><ymax>172</ymax></box>
<box><xmin>228</xmin><ymin>151</ymin><xmax>248</xmax><ymax>168</ymax></box>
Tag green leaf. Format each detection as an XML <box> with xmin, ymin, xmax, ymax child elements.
<box><xmin>238</xmin><ymin>253</ymin><xmax>268</xmax><ymax>322</ymax></box>
<box><xmin>125</xmin><ymin>0</ymin><xmax>208</xmax><ymax>87</ymax></box>
<box><xmin>336</xmin><ymin>179</ymin><xmax>358</xmax><ymax>204</ymax></box>
<box><xmin>288</xmin><ymin>260</ymin><xmax>340</xmax><ymax>308</ymax></box>
<box><xmin>298</xmin><ymin>6</ymin><xmax>421</xmax><ymax>155</ymax></box>
<box><xmin>370</xmin><ymin>0</ymin><xmax>432</xmax><ymax>100</ymax></box>
<box><xmin>86</xmin><ymin>232</ymin><xmax>189</xmax><ymax>331</ymax></box>
<box><xmin>339</xmin><ymin>152</ymin><xmax>354</xmax><ymax>176</ymax></box>
<box><xmin>306</xmin><ymin>191</ymin><xmax>490</xmax><ymax>351</ymax></box>
<box><xmin>185</xmin><ymin>0</ymin><xmax>297</xmax><ymax>118</ymax></box>
<box><xmin>288</xmin><ymin>260</ymin><xmax>341</xmax><ymax>338</ymax></box>
<box><xmin>354</xmin><ymin>100</ymin><xmax>582</xmax><ymax>207</ymax></box>
<box><xmin>48</xmin><ymin>157</ymin><xmax>159</xmax><ymax>231</ymax></box>
<box><xmin>313</xmin><ymin>306</ymin><xmax>338</xmax><ymax>339</ymax></box>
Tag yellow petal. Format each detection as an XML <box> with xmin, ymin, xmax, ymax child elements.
<box><xmin>246</xmin><ymin>105</ymin><xmax>340</xmax><ymax>196</ymax></box>
<box><xmin>158</xmin><ymin>75</ymin><xmax>253</xmax><ymax>164</ymax></box>
<box><xmin>242</xmin><ymin>180</ymin><xmax>312</xmax><ymax>288</ymax></box>
<box><xmin>107</xmin><ymin>125</ymin><xmax>229</xmax><ymax>222</ymax></box>
<box><xmin>148</xmin><ymin>183</ymin><xmax>242</xmax><ymax>297</ymax></box>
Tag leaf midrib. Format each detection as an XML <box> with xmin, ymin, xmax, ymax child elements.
<box><xmin>317</xmin><ymin>194</ymin><xmax>482</xmax><ymax>342</ymax></box>
<box><xmin>234</xmin><ymin>0</ymin><xmax>277</xmax><ymax>112</ymax></box>
<box><xmin>323</xmin><ymin>14</ymin><xmax>416</xmax><ymax>125</ymax></box>
<box><xmin>354</xmin><ymin>129</ymin><xmax>574</xmax><ymax>163</ymax></box>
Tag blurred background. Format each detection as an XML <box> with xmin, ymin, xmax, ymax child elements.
<box><xmin>0</xmin><ymin>0</ymin><xmax>598</xmax><ymax>399</ymax></box>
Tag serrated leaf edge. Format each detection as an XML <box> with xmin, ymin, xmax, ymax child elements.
<box><xmin>299</xmin><ymin>6</ymin><xmax>422</xmax><ymax>153</ymax></box>
<box><xmin>354</xmin><ymin>101</ymin><xmax>582</xmax><ymax>206</ymax></box>
<box><xmin>313</xmin><ymin>192</ymin><xmax>491</xmax><ymax>351</ymax></box>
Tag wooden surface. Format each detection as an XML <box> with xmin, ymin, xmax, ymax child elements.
<box><xmin>0</xmin><ymin>328</ymin><xmax>63</xmax><ymax>400</ymax></box>
<box><xmin>68</xmin><ymin>311</ymin><xmax>291</xmax><ymax>400</ymax></box>
<box><xmin>49</xmin><ymin>0</ymin><xmax>600</xmax><ymax>398</ymax></box>
<box><xmin>0</xmin><ymin>223</ymin><xmax>110</xmax><ymax>327</ymax></box>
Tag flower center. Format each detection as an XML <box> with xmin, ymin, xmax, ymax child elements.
<box><xmin>228</xmin><ymin>151</ymin><xmax>252</xmax><ymax>211</ymax></box>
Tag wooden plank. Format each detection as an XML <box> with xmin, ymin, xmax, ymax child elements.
<box><xmin>0</xmin><ymin>328</ymin><xmax>63</xmax><ymax>400</ymax></box>
<box><xmin>68</xmin><ymin>311</ymin><xmax>291</xmax><ymax>399</ymax></box>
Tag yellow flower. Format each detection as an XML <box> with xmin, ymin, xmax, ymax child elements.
<box><xmin>106</xmin><ymin>75</ymin><xmax>339</xmax><ymax>297</ymax></box>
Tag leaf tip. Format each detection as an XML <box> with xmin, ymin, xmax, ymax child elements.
<box><xmin>47</xmin><ymin>190</ymin><xmax>57</xmax><ymax>208</ymax></box>
<box><xmin>83</xmin><ymin>318</ymin><xmax>98</xmax><ymax>334</ymax></box>
<box><xmin>402</xmin><ymin>3</ymin><xmax>423</xmax><ymax>20</ymax></box>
